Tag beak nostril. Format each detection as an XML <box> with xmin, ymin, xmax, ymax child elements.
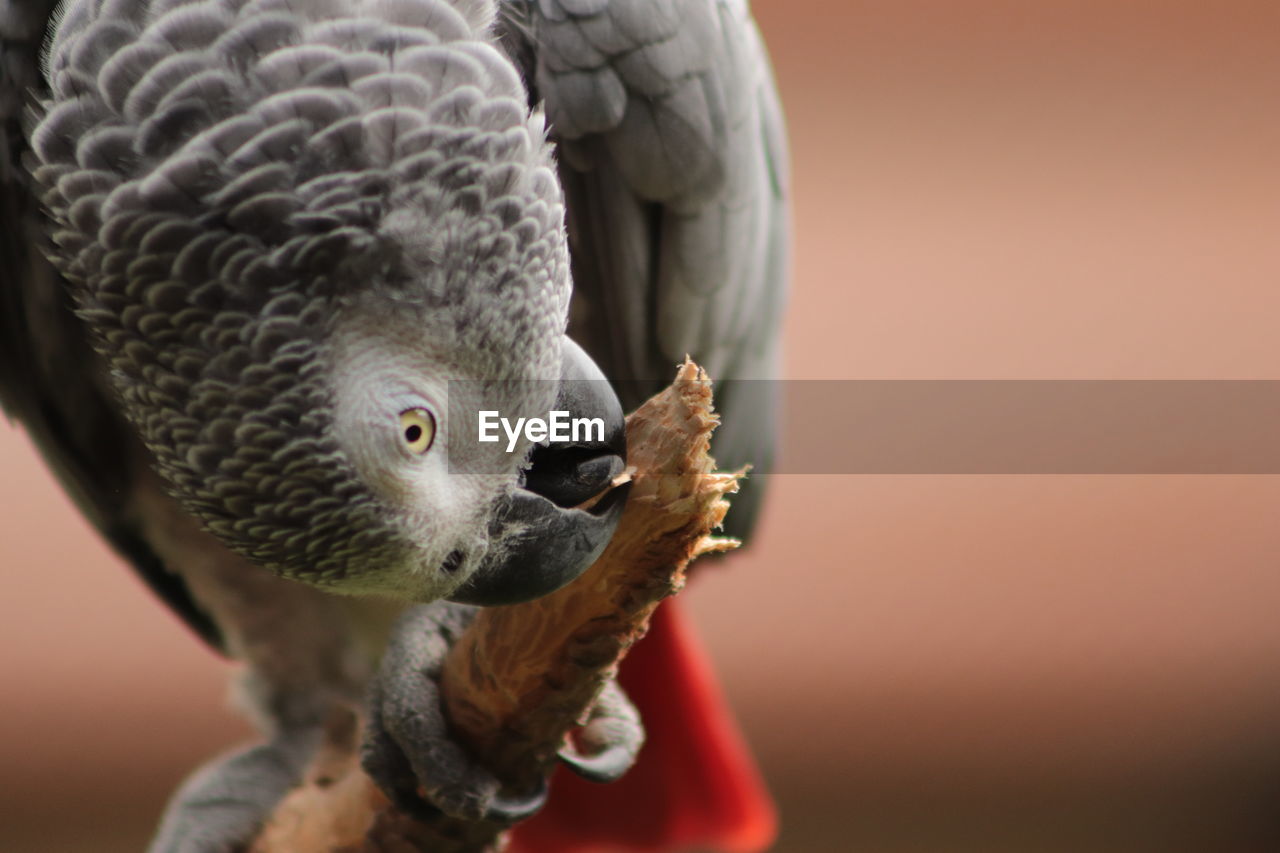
<box><xmin>442</xmin><ymin>549</ymin><xmax>464</xmax><ymax>573</ymax></box>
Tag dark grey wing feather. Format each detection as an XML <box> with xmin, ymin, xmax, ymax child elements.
<box><xmin>1</xmin><ymin>1</ymin><xmax>223</xmax><ymax>651</ymax></box>
<box><xmin>501</xmin><ymin>0</ymin><xmax>790</xmax><ymax>537</ymax></box>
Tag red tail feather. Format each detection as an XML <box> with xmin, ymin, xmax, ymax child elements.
<box><xmin>509</xmin><ymin>599</ymin><xmax>776</xmax><ymax>853</ymax></box>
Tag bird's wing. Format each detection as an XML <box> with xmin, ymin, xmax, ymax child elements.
<box><xmin>500</xmin><ymin>0</ymin><xmax>790</xmax><ymax>538</ymax></box>
<box><xmin>1</xmin><ymin>0</ymin><xmax>224</xmax><ymax>650</ymax></box>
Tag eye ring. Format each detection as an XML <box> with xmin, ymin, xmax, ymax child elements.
<box><xmin>399</xmin><ymin>408</ymin><xmax>436</xmax><ymax>455</ymax></box>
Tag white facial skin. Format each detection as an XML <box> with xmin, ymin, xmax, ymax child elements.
<box><xmin>327</xmin><ymin>317</ymin><xmax>557</xmax><ymax>601</ymax></box>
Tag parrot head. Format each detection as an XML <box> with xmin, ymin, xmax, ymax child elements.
<box><xmin>30</xmin><ymin>1</ymin><xmax>630</xmax><ymax>604</ymax></box>
<box><xmin>119</xmin><ymin>172</ymin><xmax>631</xmax><ymax>605</ymax></box>
<box><xmin>103</xmin><ymin>209</ymin><xmax>629</xmax><ymax>605</ymax></box>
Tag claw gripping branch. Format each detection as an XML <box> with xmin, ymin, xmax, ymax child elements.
<box><xmin>251</xmin><ymin>359</ymin><xmax>743</xmax><ymax>853</ymax></box>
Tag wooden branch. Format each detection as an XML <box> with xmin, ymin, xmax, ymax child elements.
<box><xmin>252</xmin><ymin>359</ymin><xmax>740</xmax><ymax>853</ymax></box>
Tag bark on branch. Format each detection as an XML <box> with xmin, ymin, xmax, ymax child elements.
<box><xmin>252</xmin><ymin>359</ymin><xmax>740</xmax><ymax>852</ymax></box>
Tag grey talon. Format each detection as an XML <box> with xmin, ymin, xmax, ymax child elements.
<box><xmin>482</xmin><ymin>778</ymin><xmax>551</xmax><ymax>824</ymax></box>
<box><xmin>558</xmin><ymin>737</ymin><xmax>641</xmax><ymax>784</ymax></box>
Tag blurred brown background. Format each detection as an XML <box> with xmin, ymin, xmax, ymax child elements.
<box><xmin>4</xmin><ymin>1</ymin><xmax>1280</xmax><ymax>850</ymax></box>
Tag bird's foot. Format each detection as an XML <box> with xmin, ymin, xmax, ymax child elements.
<box><xmin>147</xmin><ymin>727</ymin><xmax>320</xmax><ymax>853</ymax></box>
<box><xmin>556</xmin><ymin>678</ymin><xmax>644</xmax><ymax>783</ymax></box>
<box><xmin>361</xmin><ymin>602</ymin><xmax>644</xmax><ymax>825</ymax></box>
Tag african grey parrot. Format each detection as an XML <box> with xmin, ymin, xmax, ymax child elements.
<box><xmin>1</xmin><ymin>0</ymin><xmax>787</xmax><ymax>849</ymax></box>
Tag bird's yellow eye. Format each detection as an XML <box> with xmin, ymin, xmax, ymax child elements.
<box><xmin>399</xmin><ymin>408</ymin><xmax>436</xmax><ymax>455</ymax></box>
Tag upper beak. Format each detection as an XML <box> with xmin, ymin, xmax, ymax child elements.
<box><xmin>448</xmin><ymin>339</ymin><xmax>629</xmax><ymax>606</ymax></box>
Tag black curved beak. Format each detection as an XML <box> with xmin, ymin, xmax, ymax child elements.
<box><xmin>448</xmin><ymin>339</ymin><xmax>629</xmax><ymax>606</ymax></box>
